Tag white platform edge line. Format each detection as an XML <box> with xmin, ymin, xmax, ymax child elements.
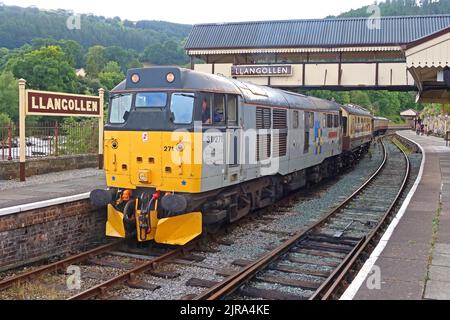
<box><xmin>340</xmin><ymin>131</ymin><xmax>426</xmax><ymax>300</ymax></box>
<box><xmin>0</xmin><ymin>193</ymin><xmax>90</xmax><ymax>217</ymax></box>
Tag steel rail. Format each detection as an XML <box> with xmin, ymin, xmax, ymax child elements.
<box><xmin>195</xmin><ymin>140</ymin><xmax>389</xmax><ymax>300</ymax></box>
<box><xmin>67</xmin><ymin>241</ymin><xmax>198</xmax><ymax>300</ymax></box>
<box><xmin>0</xmin><ymin>241</ymin><xmax>123</xmax><ymax>291</ymax></box>
<box><xmin>311</xmin><ymin>137</ymin><xmax>411</xmax><ymax>300</ymax></box>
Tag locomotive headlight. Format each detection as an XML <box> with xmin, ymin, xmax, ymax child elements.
<box><xmin>131</xmin><ymin>73</ymin><xmax>140</xmax><ymax>83</ymax></box>
<box><xmin>166</xmin><ymin>72</ymin><xmax>175</xmax><ymax>83</ymax></box>
<box><xmin>176</xmin><ymin>143</ymin><xmax>185</xmax><ymax>152</ymax></box>
<box><xmin>139</xmin><ymin>171</ymin><xmax>148</xmax><ymax>182</ymax></box>
<box><xmin>111</xmin><ymin>139</ymin><xmax>119</xmax><ymax>149</ymax></box>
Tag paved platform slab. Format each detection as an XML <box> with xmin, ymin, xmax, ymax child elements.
<box><xmin>350</xmin><ymin>131</ymin><xmax>450</xmax><ymax>300</ymax></box>
<box><xmin>0</xmin><ymin>168</ymin><xmax>106</xmax><ymax>209</ymax></box>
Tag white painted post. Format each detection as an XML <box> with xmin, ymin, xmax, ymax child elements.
<box><xmin>18</xmin><ymin>79</ymin><xmax>27</xmax><ymax>181</ymax></box>
<box><xmin>98</xmin><ymin>88</ymin><xmax>105</xmax><ymax>169</ymax></box>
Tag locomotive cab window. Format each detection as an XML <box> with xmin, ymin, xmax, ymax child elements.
<box><xmin>213</xmin><ymin>94</ymin><xmax>226</xmax><ymax>126</ymax></box>
<box><xmin>170</xmin><ymin>93</ymin><xmax>195</xmax><ymax>124</ymax></box>
<box><xmin>135</xmin><ymin>92</ymin><xmax>168</xmax><ymax>108</ymax></box>
<box><xmin>227</xmin><ymin>95</ymin><xmax>238</xmax><ymax>126</ymax></box>
<box><xmin>201</xmin><ymin>95</ymin><xmax>212</xmax><ymax>125</ymax></box>
<box><xmin>109</xmin><ymin>93</ymin><xmax>132</xmax><ymax>124</ymax></box>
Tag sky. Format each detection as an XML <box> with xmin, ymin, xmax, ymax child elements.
<box><xmin>1</xmin><ymin>0</ymin><xmax>380</xmax><ymax>24</ymax></box>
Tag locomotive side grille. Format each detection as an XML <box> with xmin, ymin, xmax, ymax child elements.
<box><xmin>273</xmin><ymin>132</ymin><xmax>288</xmax><ymax>158</ymax></box>
<box><xmin>273</xmin><ymin>109</ymin><xmax>287</xmax><ymax>129</ymax></box>
<box><xmin>273</xmin><ymin>109</ymin><xmax>287</xmax><ymax>158</ymax></box>
<box><xmin>256</xmin><ymin>107</ymin><xmax>271</xmax><ymax>129</ymax></box>
<box><xmin>257</xmin><ymin>134</ymin><xmax>271</xmax><ymax>161</ymax></box>
<box><xmin>256</xmin><ymin>107</ymin><xmax>272</xmax><ymax>162</ymax></box>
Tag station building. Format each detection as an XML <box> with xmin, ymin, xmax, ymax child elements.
<box><xmin>185</xmin><ymin>15</ymin><xmax>450</xmax><ymax>104</ymax></box>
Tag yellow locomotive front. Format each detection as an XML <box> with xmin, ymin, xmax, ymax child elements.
<box><xmin>92</xmin><ymin>67</ymin><xmax>219</xmax><ymax>246</ymax></box>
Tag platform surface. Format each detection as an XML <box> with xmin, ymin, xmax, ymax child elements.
<box><xmin>352</xmin><ymin>131</ymin><xmax>450</xmax><ymax>300</ymax></box>
<box><xmin>0</xmin><ymin>168</ymin><xmax>106</xmax><ymax>209</ymax></box>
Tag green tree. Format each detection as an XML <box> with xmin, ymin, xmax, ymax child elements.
<box><xmin>0</xmin><ymin>71</ymin><xmax>19</xmax><ymax>122</ymax></box>
<box><xmin>10</xmin><ymin>46</ymin><xmax>77</xmax><ymax>92</ymax></box>
<box><xmin>30</xmin><ymin>39</ymin><xmax>84</xmax><ymax>68</ymax></box>
<box><xmin>98</xmin><ymin>61</ymin><xmax>125</xmax><ymax>90</ymax></box>
<box><xmin>127</xmin><ymin>58</ymin><xmax>143</xmax><ymax>70</ymax></box>
<box><xmin>350</xmin><ymin>91</ymin><xmax>372</xmax><ymax>108</ymax></box>
<box><xmin>141</xmin><ymin>40</ymin><xmax>189</xmax><ymax>65</ymax></box>
<box><xmin>85</xmin><ymin>45</ymin><xmax>107</xmax><ymax>77</ymax></box>
<box><xmin>0</xmin><ymin>113</ymin><xmax>12</xmax><ymax>125</ymax></box>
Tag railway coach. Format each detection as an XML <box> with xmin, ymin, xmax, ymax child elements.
<box><xmin>91</xmin><ymin>67</ymin><xmax>372</xmax><ymax>246</ymax></box>
<box><xmin>373</xmin><ymin>116</ymin><xmax>390</xmax><ymax>136</ymax></box>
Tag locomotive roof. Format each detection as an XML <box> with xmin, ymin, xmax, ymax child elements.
<box><xmin>342</xmin><ymin>104</ymin><xmax>373</xmax><ymax>117</ymax></box>
<box><xmin>111</xmin><ymin>67</ymin><xmax>340</xmax><ymax>112</ymax></box>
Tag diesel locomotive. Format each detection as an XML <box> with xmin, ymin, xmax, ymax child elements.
<box><xmin>91</xmin><ymin>67</ymin><xmax>376</xmax><ymax>246</ymax></box>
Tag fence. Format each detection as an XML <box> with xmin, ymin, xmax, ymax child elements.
<box><xmin>0</xmin><ymin>122</ymin><xmax>99</xmax><ymax>161</ymax></box>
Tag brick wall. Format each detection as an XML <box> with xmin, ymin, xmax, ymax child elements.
<box><xmin>0</xmin><ymin>154</ymin><xmax>98</xmax><ymax>180</ymax></box>
<box><xmin>0</xmin><ymin>200</ymin><xmax>106</xmax><ymax>272</ymax></box>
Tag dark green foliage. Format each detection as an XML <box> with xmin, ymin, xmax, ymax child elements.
<box><xmin>10</xmin><ymin>46</ymin><xmax>78</xmax><ymax>92</ymax></box>
<box><xmin>0</xmin><ymin>71</ymin><xmax>18</xmax><ymax>122</ymax></box>
<box><xmin>305</xmin><ymin>90</ymin><xmax>422</xmax><ymax>123</ymax></box>
<box><xmin>141</xmin><ymin>40</ymin><xmax>189</xmax><ymax>66</ymax></box>
<box><xmin>334</xmin><ymin>0</ymin><xmax>450</xmax><ymax>17</ymax></box>
<box><xmin>0</xmin><ymin>5</ymin><xmax>191</xmax><ymax>51</ymax></box>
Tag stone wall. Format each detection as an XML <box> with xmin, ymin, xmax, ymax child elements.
<box><xmin>0</xmin><ymin>154</ymin><xmax>98</xmax><ymax>180</ymax></box>
<box><xmin>423</xmin><ymin>115</ymin><xmax>450</xmax><ymax>138</ymax></box>
<box><xmin>0</xmin><ymin>200</ymin><xmax>106</xmax><ymax>271</ymax></box>
<box><xmin>394</xmin><ymin>133</ymin><xmax>422</xmax><ymax>154</ymax></box>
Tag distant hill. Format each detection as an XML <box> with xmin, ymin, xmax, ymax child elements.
<box><xmin>334</xmin><ymin>0</ymin><xmax>450</xmax><ymax>18</ymax></box>
<box><xmin>0</xmin><ymin>4</ymin><xmax>192</xmax><ymax>51</ymax></box>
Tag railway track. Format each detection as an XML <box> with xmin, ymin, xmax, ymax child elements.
<box><xmin>0</xmin><ymin>239</ymin><xmax>199</xmax><ymax>300</ymax></box>
<box><xmin>0</xmin><ymin>241</ymin><xmax>122</xmax><ymax>292</ymax></box>
<box><xmin>193</xmin><ymin>138</ymin><xmax>411</xmax><ymax>300</ymax></box>
<box><xmin>0</xmin><ymin>136</ymin><xmax>412</xmax><ymax>301</ymax></box>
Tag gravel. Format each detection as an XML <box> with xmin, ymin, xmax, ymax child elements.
<box><xmin>1</xmin><ymin>138</ymin><xmax>423</xmax><ymax>301</ymax></box>
<box><xmin>115</xmin><ymin>143</ymin><xmax>388</xmax><ymax>300</ymax></box>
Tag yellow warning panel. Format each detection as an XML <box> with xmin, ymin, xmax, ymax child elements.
<box><xmin>155</xmin><ymin>212</ymin><xmax>202</xmax><ymax>246</ymax></box>
<box><xmin>106</xmin><ymin>204</ymin><xmax>126</xmax><ymax>238</ymax></box>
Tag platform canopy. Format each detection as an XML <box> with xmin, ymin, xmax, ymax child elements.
<box><xmin>400</xmin><ymin>109</ymin><xmax>420</xmax><ymax>118</ymax></box>
<box><xmin>186</xmin><ymin>15</ymin><xmax>450</xmax><ymax>103</ymax></box>
<box><xmin>404</xmin><ymin>27</ymin><xmax>450</xmax><ymax>103</ymax></box>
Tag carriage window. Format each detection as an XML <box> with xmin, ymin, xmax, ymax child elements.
<box><xmin>135</xmin><ymin>92</ymin><xmax>167</xmax><ymax>108</ymax></box>
<box><xmin>227</xmin><ymin>95</ymin><xmax>238</xmax><ymax>126</ymax></box>
<box><xmin>309</xmin><ymin>112</ymin><xmax>315</xmax><ymax>129</ymax></box>
<box><xmin>293</xmin><ymin>111</ymin><xmax>299</xmax><ymax>129</ymax></box>
<box><xmin>109</xmin><ymin>94</ymin><xmax>132</xmax><ymax>124</ymax></box>
<box><xmin>304</xmin><ymin>112</ymin><xmax>311</xmax><ymax>154</ymax></box>
<box><xmin>327</xmin><ymin>114</ymin><xmax>333</xmax><ymax>128</ymax></box>
<box><xmin>213</xmin><ymin>94</ymin><xmax>225</xmax><ymax>125</ymax></box>
<box><xmin>170</xmin><ymin>93</ymin><xmax>194</xmax><ymax>124</ymax></box>
<box><xmin>334</xmin><ymin>115</ymin><xmax>339</xmax><ymax>128</ymax></box>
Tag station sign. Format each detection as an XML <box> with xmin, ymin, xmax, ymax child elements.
<box><xmin>232</xmin><ymin>65</ymin><xmax>292</xmax><ymax>77</ymax></box>
<box><xmin>26</xmin><ymin>90</ymin><xmax>101</xmax><ymax>117</ymax></box>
